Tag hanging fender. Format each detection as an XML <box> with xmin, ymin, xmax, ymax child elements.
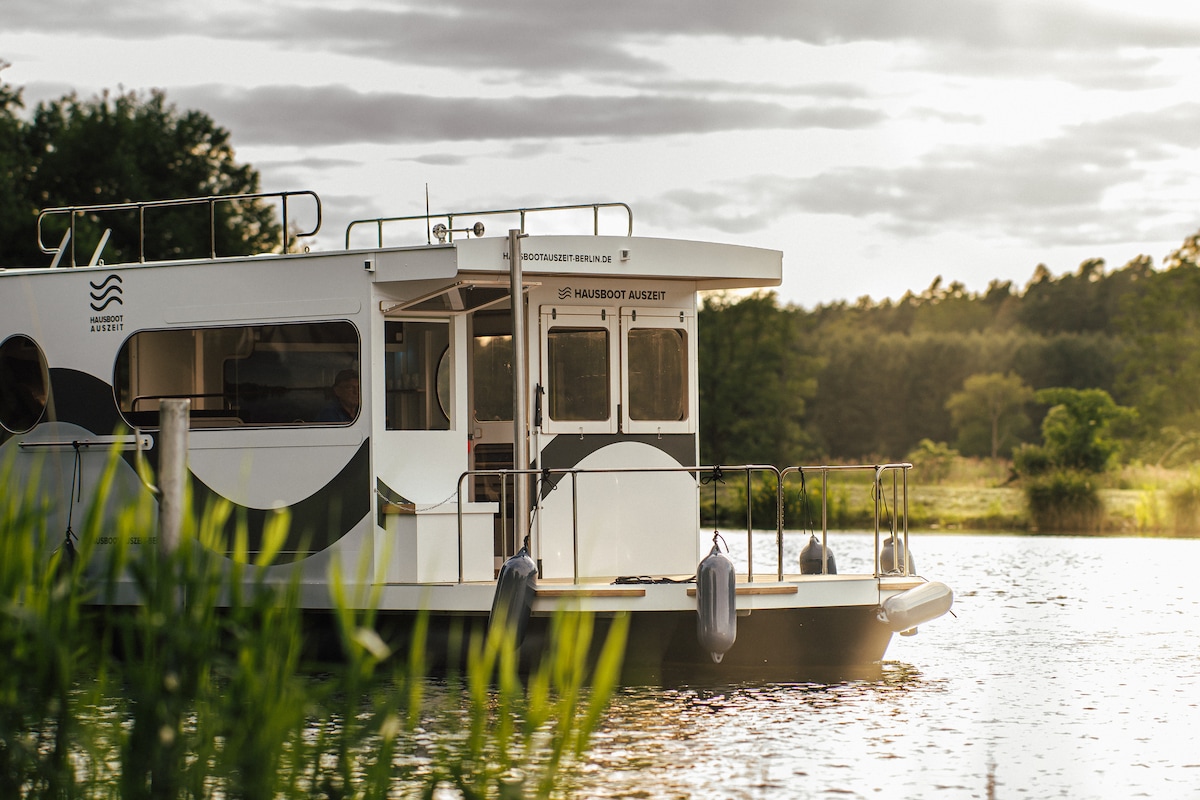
<box><xmin>488</xmin><ymin>546</ymin><xmax>538</xmax><ymax>646</ymax></box>
<box><xmin>696</xmin><ymin>534</ymin><xmax>737</xmax><ymax>663</ymax></box>
<box><xmin>877</xmin><ymin>581</ymin><xmax>954</xmax><ymax>633</ymax></box>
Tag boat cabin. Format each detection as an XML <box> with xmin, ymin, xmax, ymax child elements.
<box><xmin>0</xmin><ymin>193</ymin><xmax>781</xmax><ymax>587</ymax></box>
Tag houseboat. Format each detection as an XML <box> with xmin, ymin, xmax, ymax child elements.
<box><xmin>0</xmin><ymin>190</ymin><xmax>952</xmax><ymax>678</ymax></box>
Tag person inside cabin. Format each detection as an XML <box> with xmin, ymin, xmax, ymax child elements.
<box><xmin>317</xmin><ymin>369</ymin><xmax>360</xmax><ymax>423</ymax></box>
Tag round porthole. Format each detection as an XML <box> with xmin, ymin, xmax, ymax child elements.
<box><xmin>0</xmin><ymin>334</ymin><xmax>50</xmax><ymax>434</ymax></box>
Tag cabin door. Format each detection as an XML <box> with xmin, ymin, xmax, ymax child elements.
<box><xmin>468</xmin><ymin>309</ymin><xmax>517</xmax><ymax>563</ymax></box>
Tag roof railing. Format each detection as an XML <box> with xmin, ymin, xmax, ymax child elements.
<box><xmin>37</xmin><ymin>190</ymin><xmax>322</xmax><ymax>267</ymax></box>
<box><xmin>345</xmin><ymin>201</ymin><xmax>634</xmax><ymax>249</ymax></box>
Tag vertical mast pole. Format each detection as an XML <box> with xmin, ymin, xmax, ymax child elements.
<box><xmin>509</xmin><ymin>229</ymin><xmax>531</xmax><ymax>555</ymax></box>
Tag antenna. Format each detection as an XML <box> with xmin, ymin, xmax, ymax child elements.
<box><xmin>425</xmin><ymin>183</ymin><xmax>431</xmax><ymax>245</ymax></box>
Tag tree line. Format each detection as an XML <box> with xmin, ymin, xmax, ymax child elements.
<box><xmin>698</xmin><ymin>232</ymin><xmax>1200</xmax><ymax>472</ymax></box>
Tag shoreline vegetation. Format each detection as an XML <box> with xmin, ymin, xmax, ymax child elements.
<box><xmin>1</xmin><ymin>452</ymin><xmax>626</xmax><ymax>800</ymax></box>
<box><xmin>701</xmin><ymin>457</ymin><xmax>1200</xmax><ymax>537</ymax></box>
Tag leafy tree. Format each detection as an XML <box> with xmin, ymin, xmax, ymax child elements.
<box><xmin>0</xmin><ymin>77</ymin><xmax>282</xmax><ymax>266</ymax></box>
<box><xmin>1011</xmin><ymin>332</ymin><xmax>1120</xmax><ymax>398</ymax></box>
<box><xmin>0</xmin><ymin>63</ymin><xmax>33</xmax><ymax>263</ymax></box>
<box><xmin>1116</xmin><ymin>238</ymin><xmax>1200</xmax><ymax>431</ymax></box>
<box><xmin>1018</xmin><ymin>258</ymin><xmax>1126</xmax><ymax>334</ymax></box>
<box><xmin>945</xmin><ymin>372</ymin><xmax>1034</xmax><ymax>458</ymax></box>
<box><xmin>904</xmin><ymin>438</ymin><xmax>959</xmax><ymax>484</ymax></box>
<box><xmin>1012</xmin><ymin>387</ymin><xmax>1137</xmax><ymax>532</ymax></box>
<box><xmin>698</xmin><ymin>292</ymin><xmax>818</xmax><ymax>466</ymax></box>
<box><xmin>804</xmin><ymin>328</ymin><xmax>908</xmax><ymax>459</ymax></box>
<box><xmin>1015</xmin><ymin>387</ymin><xmax>1137</xmax><ymax>475</ymax></box>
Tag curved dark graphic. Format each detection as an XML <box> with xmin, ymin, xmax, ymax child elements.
<box><xmin>188</xmin><ymin>440</ymin><xmax>370</xmax><ymax>562</ymax></box>
<box><xmin>89</xmin><ymin>295</ymin><xmax>123</xmax><ymax>312</ymax></box>
<box><xmin>88</xmin><ymin>274</ymin><xmax>124</xmax><ymax>311</ymax></box>
<box><xmin>44</xmin><ymin>367</ymin><xmax>369</xmax><ymax>563</ymax></box>
<box><xmin>536</xmin><ymin>432</ymin><xmax>696</xmax><ymax>500</ymax></box>
<box><xmin>557</xmin><ymin>287</ymin><xmax>572</xmax><ymax>300</ymax></box>
<box><xmin>89</xmin><ymin>274</ymin><xmax>123</xmax><ymax>290</ymax></box>
<box><xmin>49</xmin><ymin>368</ymin><xmax>125</xmax><ymax>436</ymax></box>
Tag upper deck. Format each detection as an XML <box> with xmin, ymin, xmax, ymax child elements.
<box><xmin>5</xmin><ymin>191</ymin><xmax>782</xmax><ymax>293</ymax></box>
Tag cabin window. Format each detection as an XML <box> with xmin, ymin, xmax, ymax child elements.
<box><xmin>627</xmin><ymin>327</ymin><xmax>688</xmax><ymax>421</ymax></box>
<box><xmin>0</xmin><ymin>334</ymin><xmax>50</xmax><ymax>434</ymax></box>
<box><xmin>472</xmin><ymin>334</ymin><xmax>513</xmax><ymax>422</ymax></box>
<box><xmin>539</xmin><ymin>305</ymin><xmax>690</xmax><ymax>436</ymax></box>
<box><xmin>546</xmin><ymin>327</ymin><xmax>610</xmax><ymax>422</ymax></box>
<box><xmin>114</xmin><ymin>321</ymin><xmax>360</xmax><ymax>428</ymax></box>
<box><xmin>619</xmin><ymin>308</ymin><xmax>694</xmax><ymax>435</ymax></box>
<box><xmin>384</xmin><ymin>321</ymin><xmax>451</xmax><ymax>430</ymax></box>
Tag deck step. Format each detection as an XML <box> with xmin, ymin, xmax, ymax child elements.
<box><xmin>535</xmin><ymin>587</ymin><xmax>647</xmax><ymax>598</ymax></box>
<box><xmin>686</xmin><ymin>585</ymin><xmax>798</xmax><ymax>597</ymax></box>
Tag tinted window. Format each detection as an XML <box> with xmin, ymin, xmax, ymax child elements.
<box><xmin>384</xmin><ymin>321</ymin><xmax>451</xmax><ymax>430</ymax></box>
<box><xmin>114</xmin><ymin>322</ymin><xmax>360</xmax><ymax>428</ymax></box>
<box><xmin>546</xmin><ymin>327</ymin><xmax>609</xmax><ymax>422</ymax></box>
<box><xmin>0</xmin><ymin>335</ymin><xmax>50</xmax><ymax>434</ymax></box>
<box><xmin>473</xmin><ymin>334</ymin><xmax>513</xmax><ymax>422</ymax></box>
<box><xmin>628</xmin><ymin>327</ymin><xmax>687</xmax><ymax>421</ymax></box>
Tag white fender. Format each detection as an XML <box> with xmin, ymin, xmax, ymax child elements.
<box><xmin>877</xmin><ymin>581</ymin><xmax>954</xmax><ymax>632</ymax></box>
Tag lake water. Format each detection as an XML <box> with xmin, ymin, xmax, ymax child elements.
<box><xmin>570</xmin><ymin>532</ymin><xmax>1200</xmax><ymax>799</ymax></box>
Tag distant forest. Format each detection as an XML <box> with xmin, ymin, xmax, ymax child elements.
<box><xmin>698</xmin><ymin>230</ymin><xmax>1200</xmax><ymax>469</ymax></box>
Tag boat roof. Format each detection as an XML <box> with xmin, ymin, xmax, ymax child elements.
<box><xmin>3</xmin><ymin>192</ymin><xmax>783</xmax><ymax>291</ymax></box>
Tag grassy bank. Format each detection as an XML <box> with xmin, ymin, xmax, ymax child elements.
<box><xmin>701</xmin><ymin>458</ymin><xmax>1200</xmax><ymax>536</ymax></box>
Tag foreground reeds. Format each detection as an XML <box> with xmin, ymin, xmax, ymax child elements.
<box><xmin>0</xmin><ymin>448</ymin><xmax>626</xmax><ymax>799</ymax></box>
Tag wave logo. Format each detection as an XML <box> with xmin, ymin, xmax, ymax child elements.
<box><xmin>89</xmin><ymin>274</ymin><xmax>124</xmax><ymax>311</ymax></box>
<box><xmin>557</xmin><ymin>286</ymin><xmax>572</xmax><ymax>300</ymax></box>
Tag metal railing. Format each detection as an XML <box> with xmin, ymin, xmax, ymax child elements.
<box><xmin>345</xmin><ymin>201</ymin><xmax>634</xmax><ymax>249</ymax></box>
<box><xmin>37</xmin><ymin>190</ymin><xmax>322</xmax><ymax>266</ymax></box>
<box><xmin>452</xmin><ymin>462</ymin><xmax>913</xmax><ymax>585</ymax></box>
<box><xmin>780</xmin><ymin>464</ymin><xmax>913</xmax><ymax>579</ymax></box>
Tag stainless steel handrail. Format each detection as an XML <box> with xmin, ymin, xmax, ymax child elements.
<box><xmin>17</xmin><ymin>433</ymin><xmax>154</xmax><ymax>451</ymax></box>
<box><xmin>451</xmin><ymin>462</ymin><xmax>787</xmax><ymax>582</ymax></box>
<box><xmin>37</xmin><ymin>190</ymin><xmax>322</xmax><ymax>266</ymax></box>
<box><xmin>780</xmin><ymin>463</ymin><xmax>913</xmax><ymax>578</ymax></box>
<box><xmin>453</xmin><ymin>463</ymin><xmax>912</xmax><ymax>585</ymax></box>
<box><xmin>455</xmin><ymin>464</ymin><xmax>777</xmax><ymax>585</ymax></box>
<box><xmin>345</xmin><ymin>201</ymin><xmax>634</xmax><ymax>248</ymax></box>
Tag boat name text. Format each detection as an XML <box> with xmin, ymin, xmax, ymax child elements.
<box><xmin>503</xmin><ymin>251</ymin><xmax>612</xmax><ymax>264</ymax></box>
<box><xmin>90</xmin><ymin>314</ymin><xmax>124</xmax><ymax>333</ymax></box>
<box><xmin>568</xmin><ymin>288</ymin><xmax>667</xmax><ymax>301</ymax></box>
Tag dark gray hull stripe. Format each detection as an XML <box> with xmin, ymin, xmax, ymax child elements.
<box><xmin>46</xmin><ymin>367</ymin><xmax>369</xmax><ymax>563</ymax></box>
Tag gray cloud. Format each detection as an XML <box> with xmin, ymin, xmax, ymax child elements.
<box><xmin>174</xmin><ymin>84</ymin><xmax>884</xmax><ymax>146</ymax></box>
<box><xmin>656</xmin><ymin>102</ymin><xmax>1200</xmax><ymax>246</ymax></box>
<box><xmin>907</xmin><ymin>45</ymin><xmax>1178</xmax><ymax>90</ymax></box>
<box><xmin>404</xmin><ymin>153</ymin><xmax>474</xmax><ymax>167</ymax></box>
<box><xmin>8</xmin><ymin>0</ymin><xmax>1196</xmax><ymax>82</ymax></box>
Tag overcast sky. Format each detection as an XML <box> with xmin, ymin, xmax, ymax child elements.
<box><xmin>4</xmin><ymin>0</ymin><xmax>1199</xmax><ymax>307</ymax></box>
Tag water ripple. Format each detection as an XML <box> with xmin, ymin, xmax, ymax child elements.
<box><xmin>574</xmin><ymin>533</ymin><xmax>1200</xmax><ymax>799</ymax></box>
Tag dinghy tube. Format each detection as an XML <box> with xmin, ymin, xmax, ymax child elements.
<box><xmin>696</xmin><ymin>535</ymin><xmax>737</xmax><ymax>663</ymax></box>
<box><xmin>877</xmin><ymin>581</ymin><xmax>954</xmax><ymax>633</ymax></box>
<box><xmin>488</xmin><ymin>546</ymin><xmax>538</xmax><ymax>645</ymax></box>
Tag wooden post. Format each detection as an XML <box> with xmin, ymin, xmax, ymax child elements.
<box><xmin>158</xmin><ymin>398</ymin><xmax>189</xmax><ymax>556</ymax></box>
